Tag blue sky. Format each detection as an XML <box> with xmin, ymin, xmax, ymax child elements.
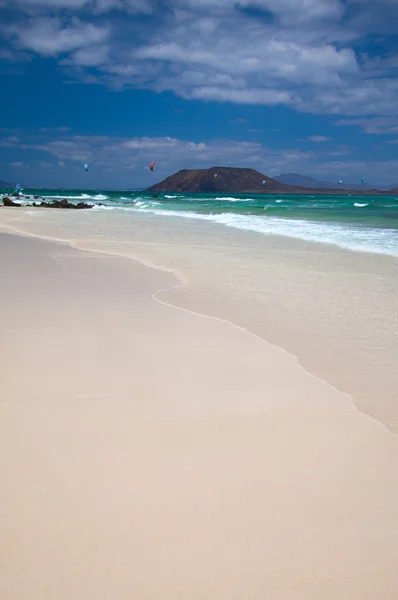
<box><xmin>1</xmin><ymin>0</ymin><xmax>398</xmax><ymax>188</ymax></box>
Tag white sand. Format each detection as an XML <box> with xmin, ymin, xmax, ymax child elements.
<box><xmin>0</xmin><ymin>231</ymin><xmax>397</xmax><ymax>599</ymax></box>
<box><xmin>1</xmin><ymin>207</ymin><xmax>397</xmax><ymax>430</ymax></box>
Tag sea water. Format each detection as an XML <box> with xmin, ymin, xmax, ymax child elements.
<box><xmin>2</xmin><ymin>188</ymin><xmax>398</xmax><ymax>257</ymax></box>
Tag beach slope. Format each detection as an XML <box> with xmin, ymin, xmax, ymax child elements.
<box><xmin>1</xmin><ymin>231</ymin><xmax>398</xmax><ymax>599</ymax></box>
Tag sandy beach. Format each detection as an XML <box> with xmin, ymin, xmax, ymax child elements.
<box><xmin>1</xmin><ymin>208</ymin><xmax>398</xmax><ymax>599</ymax></box>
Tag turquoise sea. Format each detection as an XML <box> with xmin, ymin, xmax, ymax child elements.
<box><xmin>3</xmin><ymin>188</ymin><xmax>398</xmax><ymax>257</ymax></box>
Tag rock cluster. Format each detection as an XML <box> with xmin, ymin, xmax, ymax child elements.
<box><xmin>2</xmin><ymin>196</ymin><xmax>98</xmax><ymax>209</ymax></box>
<box><xmin>35</xmin><ymin>199</ymin><xmax>93</xmax><ymax>209</ymax></box>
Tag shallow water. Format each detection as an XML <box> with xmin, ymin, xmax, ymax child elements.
<box><xmin>3</xmin><ymin>187</ymin><xmax>398</xmax><ymax>257</ymax></box>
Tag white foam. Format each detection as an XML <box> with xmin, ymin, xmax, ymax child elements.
<box><xmin>133</xmin><ymin>208</ymin><xmax>398</xmax><ymax>257</ymax></box>
<box><xmin>354</xmin><ymin>203</ymin><xmax>368</xmax><ymax>207</ymax></box>
<box><xmin>91</xmin><ymin>205</ymin><xmax>116</xmax><ymax>211</ymax></box>
<box><xmin>164</xmin><ymin>195</ymin><xmax>179</xmax><ymax>199</ymax></box>
<box><xmin>134</xmin><ymin>201</ymin><xmax>151</xmax><ymax>209</ymax></box>
<box><xmin>43</xmin><ymin>193</ymin><xmax>108</xmax><ymax>201</ymax></box>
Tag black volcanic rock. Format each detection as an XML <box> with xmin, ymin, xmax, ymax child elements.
<box><xmin>38</xmin><ymin>199</ymin><xmax>93</xmax><ymax>209</ymax></box>
<box><xmin>3</xmin><ymin>197</ymin><xmax>21</xmax><ymax>207</ymax></box>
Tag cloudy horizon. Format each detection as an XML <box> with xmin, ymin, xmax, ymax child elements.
<box><xmin>1</xmin><ymin>0</ymin><xmax>398</xmax><ymax>188</ymax></box>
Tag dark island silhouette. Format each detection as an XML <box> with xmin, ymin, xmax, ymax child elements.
<box><xmin>148</xmin><ymin>166</ymin><xmax>398</xmax><ymax>196</ymax></box>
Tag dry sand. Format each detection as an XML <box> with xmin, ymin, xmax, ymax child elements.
<box><xmin>1</xmin><ymin>230</ymin><xmax>398</xmax><ymax>599</ymax></box>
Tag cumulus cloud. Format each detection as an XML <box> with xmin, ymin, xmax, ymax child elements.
<box><xmin>6</xmin><ymin>17</ymin><xmax>109</xmax><ymax>57</ymax></box>
<box><xmin>1</xmin><ymin>0</ymin><xmax>398</xmax><ymax>120</ymax></box>
<box><xmin>70</xmin><ymin>44</ymin><xmax>109</xmax><ymax>66</ymax></box>
<box><xmin>173</xmin><ymin>0</ymin><xmax>344</xmax><ymax>23</ymax></box>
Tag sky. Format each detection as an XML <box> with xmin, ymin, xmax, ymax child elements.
<box><xmin>1</xmin><ymin>0</ymin><xmax>398</xmax><ymax>189</ymax></box>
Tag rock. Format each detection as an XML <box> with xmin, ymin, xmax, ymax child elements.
<box><xmin>3</xmin><ymin>197</ymin><xmax>21</xmax><ymax>207</ymax></box>
<box><xmin>38</xmin><ymin>198</ymin><xmax>93</xmax><ymax>209</ymax></box>
<box><xmin>4</xmin><ymin>196</ymin><xmax>93</xmax><ymax>210</ymax></box>
<box><xmin>11</xmin><ymin>192</ymin><xmax>20</xmax><ymax>197</ymax></box>
<box><xmin>34</xmin><ymin>195</ymin><xmax>39</xmax><ymax>199</ymax></box>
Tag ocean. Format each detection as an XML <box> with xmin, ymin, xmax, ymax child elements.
<box><xmin>2</xmin><ymin>188</ymin><xmax>398</xmax><ymax>257</ymax></box>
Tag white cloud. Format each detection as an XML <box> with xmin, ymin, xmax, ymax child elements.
<box><xmin>133</xmin><ymin>38</ymin><xmax>357</xmax><ymax>83</ymax></box>
<box><xmin>3</xmin><ymin>131</ymin><xmax>398</xmax><ymax>184</ymax></box>
<box><xmin>7</xmin><ymin>18</ymin><xmax>109</xmax><ymax>57</ymax></box>
<box><xmin>335</xmin><ymin>117</ymin><xmax>398</xmax><ymax>134</ymax></box>
<box><xmin>2</xmin><ymin>0</ymin><xmax>398</xmax><ymax>120</ymax></box>
<box><xmin>70</xmin><ymin>44</ymin><xmax>109</xmax><ymax>66</ymax></box>
<box><xmin>190</xmin><ymin>87</ymin><xmax>293</xmax><ymax>106</ymax></box>
<box><xmin>308</xmin><ymin>135</ymin><xmax>330</xmax><ymax>142</ymax></box>
<box><xmin>5</xmin><ymin>0</ymin><xmax>154</xmax><ymax>11</ymax></box>
<box><xmin>1</xmin><ymin>132</ymin><xmax>315</xmax><ymax>176</ymax></box>
<box><xmin>16</xmin><ymin>0</ymin><xmax>88</xmax><ymax>6</ymax></box>
<box><xmin>93</xmin><ymin>0</ymin><xmax>154</xmax><ymax>14</ymax></box>
<box><xmin>173</xmin><ymin>0</ymin><xmax>344</xmax><ymax>23</ymax></box>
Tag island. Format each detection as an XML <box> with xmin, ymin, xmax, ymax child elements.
<box><xmin>148</xmin><ymin>166</ymin><xmax>398</xmax><ymax>196</ymax></box>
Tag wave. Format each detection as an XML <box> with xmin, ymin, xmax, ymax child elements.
<box><xmin>354</xmin><ymin>203</ymin><xmax>368</xmax><ymax>207</ymax></box>
<box><xmin>164</xmin><ymin>195</ymin><xmax>179</xmax><ymax>199</ymax></box>
<box><xmin>91</xmin><ymin>205</ymin><xmax>116</xmax><ymax>211</ymax></box>
<box><xmin>214</xmin><ymin>197</ymin><xmax>254</xmax><ymax>202</ymax></box>
<box><xmin>133</xmin><ymin>201</ymin><xmax>153</xmax><ymax>209</ymax></box>
<box><xmin>132</xmin><ymin>207</ymin><xmax>398</xmax><ymax>257</ymax></box>
<box><xmin>42</xmin><ymin>193</ymin><xmax>109</xmax><ymax>201</ymax></box>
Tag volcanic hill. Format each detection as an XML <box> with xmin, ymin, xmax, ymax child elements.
<box><xmin>147</xmin><ymin>167</ymin><xmax>289</xmax><ymax>194</ymax></box>
<box><xmin>147</xmin><ymin>166</ymin><xmax>395</xmax><ymax>195</ymax></box>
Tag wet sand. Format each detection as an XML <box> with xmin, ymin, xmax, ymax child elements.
<box><xmin>0</xmin><ymin>229</ymin><xmax>398</xmax><ymax>599</ymax></box>
<box><xmin>1</xmin><ymin>207</ymin><xmax>397</xmax><ymax>430</ymax></box>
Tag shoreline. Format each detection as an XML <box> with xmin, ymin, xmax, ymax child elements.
<box><xmin>1</xmin><ymin>231</ymin><xmax>398</xmax><ymax>599</ymax></box>
<box><xmin>0</xmin><ymin>227</ymin><xmax>364</xmax><ymax>426</ymax></box>
<box><xmin>1</xmin><ymin>207</ymin><xmax>397</xmax><ymax>432</ymax></box>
